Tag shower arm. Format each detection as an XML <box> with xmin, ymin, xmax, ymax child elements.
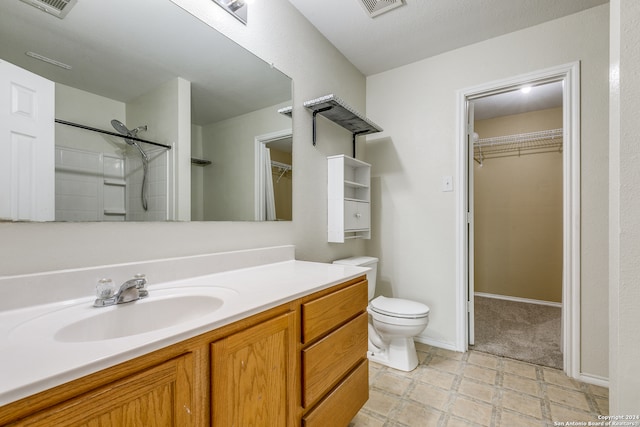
<box><xmin>55</xmin><ymin>119</ymin><xmax>171</xmax><ymax>150</ymax></box>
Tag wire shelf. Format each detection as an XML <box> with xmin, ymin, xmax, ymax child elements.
<box><xmin>474</xmin><ymin>128</ymin><xmax>563</xmax><ymax>164</ymax></box>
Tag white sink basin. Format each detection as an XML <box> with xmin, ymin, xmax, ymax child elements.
<box><xmin>10</xmin><ymin>286</ymin><xmax>239</xmax><ymax>342</ymax></box>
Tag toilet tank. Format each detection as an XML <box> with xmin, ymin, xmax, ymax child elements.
<box><xmin>332</xmin><ymin>256</ymin><xmax>378</xmax><ymax>300</ymax></box>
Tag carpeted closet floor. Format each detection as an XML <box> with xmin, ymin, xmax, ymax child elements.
<box><xmin>471</xmin><ymin>296</ymin><xmax>563</xmax><ymax>369</ymax></box>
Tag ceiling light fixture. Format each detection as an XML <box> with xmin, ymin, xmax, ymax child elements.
<box><xmin>25</xmin><ymin>51</ymin><xmax>72</xmax><ymax>70</ymax></box>
<box><xmin>520</xmin><ymin>86</ymin><xmax>532</xmax><ymax>94</ymax></box>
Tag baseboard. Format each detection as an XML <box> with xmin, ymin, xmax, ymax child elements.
<box><xmin>475</xmin><ymin>292</ymin><xmax>562</xmax><ymax>308</ymax></box>
<box><xmin>577</xmin><ymin>372</ymin><xmax>609</xmax><ymax>388</ymax></box>
<box><xmin>413</xmin><ymin>335</ymin><xmax>462</xmax><ymax>352</ymax></box>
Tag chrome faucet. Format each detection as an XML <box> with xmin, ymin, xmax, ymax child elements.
<box><xmin>94</xmin><ymin>274</ymin><xmax>148</xmax><ymax>307</ymax></box>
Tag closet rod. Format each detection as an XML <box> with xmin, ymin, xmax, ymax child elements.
<box><xmin>55</xmin><ymin>119</ymin><xmax>172</xmax><ymax>150</ymax></box>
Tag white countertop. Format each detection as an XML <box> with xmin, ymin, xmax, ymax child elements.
<box><xmin>0</xmin><ymin>259</ymin><xmax>368</xmax><ymax>406</ymax></box>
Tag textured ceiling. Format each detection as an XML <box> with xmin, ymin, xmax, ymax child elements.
<box><xmin>287</xmin><ymin>0</ymin><xmax>609</xmax><ymax>76</ymax></box>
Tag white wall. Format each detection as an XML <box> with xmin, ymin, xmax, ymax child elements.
<box><xmin>0</xmin><ymin>0</ymin><xmax>366</xmax><ymax>275</ymax></box>
<box><xmin>55</xmin><ymin>84</ymin><xmax>125</xmax><ymax>155</ymax></box>
<box><xmin>201</xmin><ymin>102</ymin><xmax>291</xmax><ymax>221</ymax></box>
<box><xmin>608</xmin><ymin>0</ymin><xmax>640</xmax><ymax>412</ymax></box>
<box><xmin>366</xmin><ymin>5</ymin><xmax>609</xmax><ymax>379</ymax></box>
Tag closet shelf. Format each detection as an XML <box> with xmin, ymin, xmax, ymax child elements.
<box><xmin>304</xmin><ymin>94</ymin><xmax>382</xmax><ymax>157</ymax></box>
<box><xmin>474</xmin><ymin>128</ymin><xmax>563</xmax><ymax>164</ymax></box>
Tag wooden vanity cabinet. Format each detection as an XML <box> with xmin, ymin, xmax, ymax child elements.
<box><xmin>300</xmin><ymin>278</ymin><xmax>369</xmax><ymax>426</ymax></box>
<box><xmin>5</xmin><ymin>352</ymin><xmax>199</xmax><ymax>427</ymax></box>
<box><xmin>0</xmin><ymin>276</ymin><xmax>369</xmax><ymax>427</ymax></box>
<box><xmin>210</xmin><ymin>312</ymin><xmax>296</xmax><ymax>426</ymax></box>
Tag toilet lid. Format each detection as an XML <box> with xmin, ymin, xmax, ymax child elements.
<box><xmin>369</xmin><ymin>296</ymin><xmax>430</xmax><ymax>319</ymax></box>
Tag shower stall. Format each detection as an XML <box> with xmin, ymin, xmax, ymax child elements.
<box><xmin>54</xmin><ymin>116</ymin><xmax>172</xmax><ymax>222</ymax></box>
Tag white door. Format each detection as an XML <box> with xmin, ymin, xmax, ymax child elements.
<box><xmin>466</xmin><ymin>100</ymin><xmax>475</xmax><ymax>346</ymax></box>
<box><xmin>0</xmin><ymin>59</ymin><xmax>55</xmax><ymax>221</ymax></box>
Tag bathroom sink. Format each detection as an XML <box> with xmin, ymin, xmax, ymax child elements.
<box><xmin>11</xmin><ymin>287</ymin><xmax>239</xmax><ymax>342</ymax></box>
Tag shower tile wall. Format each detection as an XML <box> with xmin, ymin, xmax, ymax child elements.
<box><xmin>55</xmin><ymin>147</ymin><xmax>126</xmax><ymax>221</ymax></box>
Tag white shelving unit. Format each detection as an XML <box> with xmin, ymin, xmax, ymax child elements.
<box><xmin>328</xmin><ymin>154</ymin><xmax>371</xmax><ymax>242</ymax></box>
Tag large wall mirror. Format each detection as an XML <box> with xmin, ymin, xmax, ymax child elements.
<box><xmin>0</xmin><ymin>0</ymin><xmax>293</xmax><ymax>222</ymax></box>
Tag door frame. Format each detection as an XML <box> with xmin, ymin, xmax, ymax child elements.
<box><xmin>455</xmin><ymin>62</ymin><xmax>581</xmax><ymax>378</ymax></box>
<box><xmin>254</xmin><ymin>128</ymin><xmax>292</xmax><ymax>221</ymax></box>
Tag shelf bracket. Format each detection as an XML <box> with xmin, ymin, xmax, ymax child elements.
<box><xmin>352</xmin><ymin>130</ymin><xmax>369</xmax><ymax>158</ymax></box>
<box><xmin>312</xmin><ymin>107</ymin><xmax>334</xmax><ymax>146</ymax></box>
<box><xmin>304</xmin><ymin>94</ymin><xmax>383</xmax><ymax>151</ymax></box>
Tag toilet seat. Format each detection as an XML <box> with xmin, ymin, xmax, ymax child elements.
<box><xmin>369</xmin><ymin>296</ymin><xmax>430</xmax><ymax>319</ymax></box>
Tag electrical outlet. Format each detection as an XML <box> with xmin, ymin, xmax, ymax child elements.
<box><xmin>442</xmin><ymin>175</ymin><xmax>453</xmax><ymax>192</ymax></box>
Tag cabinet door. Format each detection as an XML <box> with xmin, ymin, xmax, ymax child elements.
<box><xmin>211</xmin><ymin>312</ymin><xmax>295</xmax><ymax>427</ymax></box>
<box><xmin>10</xmin><ymin>353</ymin><xmax>196</xmax><ymax>427</ymax></box>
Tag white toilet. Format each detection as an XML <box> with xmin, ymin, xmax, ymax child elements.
<box><xmin>333</xmin><ymin>256</ymin><xmax>430</xmax><ymax>372</ymax></box>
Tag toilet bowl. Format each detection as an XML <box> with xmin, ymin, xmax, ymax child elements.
<box><xmin>333</xmin><ymin>256</ymin><xmax>430</xmax><ymax>372</ymax></box>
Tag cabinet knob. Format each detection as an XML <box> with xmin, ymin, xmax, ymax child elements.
<box><xmin>354</xmin><ymin>213</ymin><xmax>361</xmax><ymax>218</ymax></box>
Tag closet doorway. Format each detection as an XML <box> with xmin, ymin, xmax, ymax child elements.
<box><xmin>472</xmin><ymin>81</ymin><xmax>564</xmax><ymax>369</ymax></box>
<box><xmin>456</xmin><ymin>63</ymin><xmax>581</xmax><ymax>377</ymax></box>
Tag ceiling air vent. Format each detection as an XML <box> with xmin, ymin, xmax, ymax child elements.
<box><xmin>19</xmin><ymin>0</ymin><xmax>78</xmax><ymax>19</ymax></box>
<box><xmin>358</xmin><ymin>0</ymin><xmax>404</xmax><ymax>18</ymax></box>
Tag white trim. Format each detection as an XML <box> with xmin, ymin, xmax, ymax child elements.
<box><xmin>474</xmin><ymin>292</ymin><xmax>562</xmax><ymax>308</ymax></box>
<box><xmin>455</xmin><ymin>62</ymin><xmax>581</xmax><ymax>379</ymax></box>
<box><xmin>414</xmin><ymin>336</ymin><xmax>461</xmax><ymax>353</ymax></box>
<box><xmin>253</xmin><ymin>129</ymin><xmax>293</xmax><ymax>221</ymax></box>
<box><xmin>577</xmin><ymin>373</ymin><xmax>610</xmax><ymax>389</ymax></box>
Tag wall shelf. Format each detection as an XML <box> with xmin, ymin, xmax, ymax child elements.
<box><xmin>304</xmin><ymin>94</ymin><xmax>382</xmax><ymax>157</ymax></box>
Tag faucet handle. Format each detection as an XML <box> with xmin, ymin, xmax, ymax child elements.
<box><xmin>96</xmin><ymin>278</ymin><xmax>116</xmax><ymax>298</ymax></box>
<box><xmin>134</xmin><ymin>274</ymin><xmax>148</xmax><ymax>298</ymax></box>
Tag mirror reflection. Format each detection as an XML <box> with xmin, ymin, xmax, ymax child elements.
<box><xmin>0</xmin><ymin>0</ymin><xmax>293</xmax><ymax>222</ymax></box>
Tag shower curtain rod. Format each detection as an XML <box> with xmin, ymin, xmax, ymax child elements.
<box><xmin>55</xmin><ymin>119</ymin><xmax>172</xmax><ymax>150</ymax></box>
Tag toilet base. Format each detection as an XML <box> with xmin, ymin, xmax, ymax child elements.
<box><xmin>368</xmin><ymin>336</ymin><xmax>419</xmax><ymax>372</ymax></box>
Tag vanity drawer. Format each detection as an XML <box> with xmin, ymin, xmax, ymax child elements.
<box><xmin>301</xmin><ymin>312</ymin><xmax>368</xmax><ymax>407</ymax></box>
<box><xmin>344</xmin><ymin>200</ymin><xmax>370</xmax><ymax>231</ymax></box>
<box><xmin>302</xmin><ymin>360</ymin><xmax>369</xmax><ymax>427</ymax></box>
<box><xmin>301</xmin><ymin>279</ymin><xmax>367</xmax><ymax>344</ymax></box>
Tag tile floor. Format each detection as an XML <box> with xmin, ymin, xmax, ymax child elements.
<box><xmin>351</xmin><ymin>343</ymin><xmax>608</xmax><ymax>427</ymax></box>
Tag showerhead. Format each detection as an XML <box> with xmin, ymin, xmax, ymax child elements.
<box><xmin>111</xmin><ymin>119</ymin><xmax>147</xmax><ymax>146</ymax></box>
<box><xmin>111</xmin><ymin>119</ymin><xmax>131</xmax><ymax>137</ymax></box>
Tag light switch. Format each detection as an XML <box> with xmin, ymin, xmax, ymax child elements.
<box><xmin>441</xmin><ymin>175</ymin><xmax>453</xmax><ymax>192</ymax></box>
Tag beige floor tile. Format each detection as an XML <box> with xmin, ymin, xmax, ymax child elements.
<box><xmin>543</xmin><ymin>367</ymin><xmax>581</xmax><ymax>390</ymax></box>
<box><xmin>362</xmin><ymin>389</ymin><xmax>400</xmax><ymax>417</ymax></box>
<box><xmin>589</xmin><ymin>383</ymin><xmax>609</xmax><ymax>398</ymax></box>
<box><xmin>428</xmin><ymin>355</ymin><xmax>463</xmax><ymax>374</ymax></box>
<box><xmin>418</xmin><ymin>367</ymin><xmax>457</xmax><ymax>390</ymax></box>
<box><xmin>349</xmin><ymin>412</ymin><xmax>386</xmax><ymax>427</ymax></box>
<box><xmin>545</xmin><ymin>384</ymin><xmax>591</xmax><ymax>412</ymax></box>
<box><xmin>450</xmin><ymin>396</ymin><xmax>493</xmax><ymax>426</ymax></box>
<box><xmin>372</xmin><ymin>372</ymin><xmax>413</xmax><ymax>396</ymax></box>
<box><xmin>502</xmin><ymin>359</ymin><xmax>538</xmax><ymax>379</ymax></box>
<box><xmin>468</xmin><ymin>351</ymin><xmax>499</xmax><ymax>369</ymax></box>
<box><xmin>415</xmin><ymin>342</ymin><xmax>431</xmax><ymax>352</ymax></box>
<box><xmin>458</xmin><ymin>378</ymin><xmax>495</xmax><ymax>403</ymax></box>
<box><xmin>502</xmin><ymin>372</ymin><xmax>541</xmax><ymax>397</ymax></box>
<box><xmin>501</xmin><ymin>390</ymin><xmax>543</xmax><ymax>419</ymax></box>
<box><xmin>462</xmin><ymin>364</ymin><xmax>497</xmax><ymax>385</ymax></box>
<box><xmin>596</xmin><ymin>397</ymin><xmax>609</xmax><ymax>415</ymax></box>
<box><xmin>356</xmin><ymin>349</ymin><xmax>609</xmax><ymax>426</ymax></box>
<box><xmin>394</xmin><ymin>402</ymin><xmax>442</xmax><ymax>427</ymax></box>
<box><xmin>549</xmin><ymin>403</ymin><xmax>594</xmax><ymax>423</ymax></box>
<box><xmin>499</xmin><ymin>411</ymin><xmax>544</xmax><ymax>427</ymax></box>
<box><xmin>435</xmin><ymin>348</ymin><xmax>465</xmax><ymax>361</ymax></box>
<box><xmin>408</xmin><ymin>382</ymin><xmax>450</xmax><ymax>410</ymax></box>
<box><xmin>445</xmin><ymin>416</ymin><xmax>474</xmax><ymax>427</ymax></box>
